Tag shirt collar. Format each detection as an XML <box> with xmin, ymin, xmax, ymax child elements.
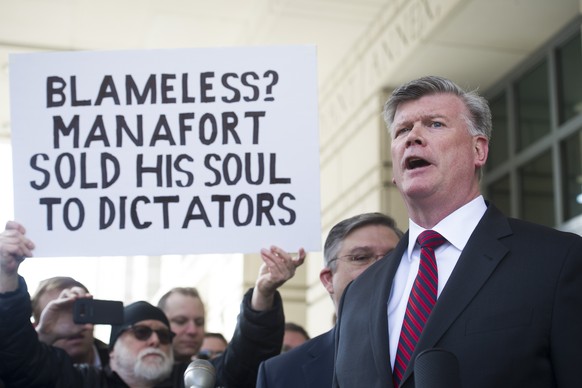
<box><xmin>406</xmin><ymin>195</ymin><xmax>487</xmax><ymax>260</ymax></box>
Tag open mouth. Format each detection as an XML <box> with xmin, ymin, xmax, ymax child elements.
<box><xmin>406</xmin><ymin>157</ymin><xmax>431</xmax><ymax>170</ymax></box>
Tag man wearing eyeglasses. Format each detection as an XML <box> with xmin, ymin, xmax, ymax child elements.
<box><xmin>0</xmin><ymin>220</ymin><xmax>303</xmax><ymax>388</ymax></box>
<box><xmin>257</xmin><ymin>212</ymin><xmax>403</xmax><ymax>388</ymax></box>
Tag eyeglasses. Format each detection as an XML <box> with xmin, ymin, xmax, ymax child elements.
<box><xmin>329</xmin><ymin>252</ymin><xmax>389</xmax><ymax>267</ymax></box>
<box><xmin>122</xmin><ymin>325</ymin><xmax>175</xmax><ymax>345</ymax></box>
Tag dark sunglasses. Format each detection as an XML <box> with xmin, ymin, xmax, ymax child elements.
<box><xmin>123</xmin><ymin>325</ymin><xmax>175</xmax><ymax>345</ymax></box>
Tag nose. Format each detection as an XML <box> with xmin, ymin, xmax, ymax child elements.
<box><xmin>405</xmin><ymin>124</ymin><xmax>424</xmax><ymax>147</ymax></box>
<box><xmin>185</xmin><ymin>321</ymin><xmax>200</xmax><ymax>334</ymax></box>
<box><xmin>147</xmin><ymin>331</ymin><xmax>161</xmax><ymax>347</ymax></box>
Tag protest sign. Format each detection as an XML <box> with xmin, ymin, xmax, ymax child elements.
<box><xmin>9</xmin><ymin>46</ymin><xmax>321</xmax><ymax>257</ymax></box>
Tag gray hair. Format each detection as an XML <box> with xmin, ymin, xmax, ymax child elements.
<box><xmin>383</xmin><ymin>75</ymin><xmax>492</xmax><ymax>141</ymax></box>
<box><xmin>323</xmin><ymin>212</ymin><xmax>403</xmax><ymax>272</ymax></box>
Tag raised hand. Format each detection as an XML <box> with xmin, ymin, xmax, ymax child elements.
<box><xmin>252</xmin><ymin>246</ymin><xmax>306</xmax><ymax>311</ymax></box>
<box><xmin>0</xmin><ymin>221</ymin><xmax>35</xmax><ymax>292</ymax></box>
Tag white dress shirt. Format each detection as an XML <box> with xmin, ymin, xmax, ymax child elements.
<box><xmin>387</xmin><ymin>195</ymin><xmax>487</xmax><ymax>368</ymax></box>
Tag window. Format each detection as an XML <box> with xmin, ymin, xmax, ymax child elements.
<box><xmin>484</xmin><ymin>18</ymin><xmax>582</xmax><ymax>229</ymax></box>
<box><xmin>488</xmin><ymin>93</ymin><xmax>509</xmax><ymax>169</ymax></box>
<box><xmin>516</xmin><ymin>60</ymin><xmax>550</xmax><ymax>151</ymax></box>
<box><xmin>520</xmin><ymin>151</ymin><xmax>554</xmax><ymax>227</ymax></box>
<box><xmin>557</xmin><ymin>31</ymin><xmax>582</xmax><ymax>124</ymax></box>
<box><xmin>561</xmin><ymin>130</ymin><xmax>582</xmax><ymax>220</ymax></box>
<box><xmin>488</xmin><ymin>175</ymin><xmax>511</xmax><ymax>216</ymax></box>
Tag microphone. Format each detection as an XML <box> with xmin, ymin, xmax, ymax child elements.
<box><xmin>414</xmin><ymin>348</ymin><xmax>461</xmax><ymax>388</ymax></box>
<box><xmin>184</xmin><ymin>359</ymin><xmax>216</xmax><ymax>388</ymax></box>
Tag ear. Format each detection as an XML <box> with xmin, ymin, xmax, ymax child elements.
<box><xmin>319</xmin><ymin>268</ymin><xmax>334</xmax><ymax>295</ymax></box>
<box><xmin>474</xmin><ymin>136</ymin><xmax>489</xmax><ymax>168</ymax></box>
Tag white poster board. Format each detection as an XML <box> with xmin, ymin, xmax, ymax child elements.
<box><xmin>9</xmin><ymin>46</ymin><xmax>321</xmax><ymax>257</ymax></box>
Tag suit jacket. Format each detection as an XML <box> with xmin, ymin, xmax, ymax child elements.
<box><xmin>333</xmin><ymin>204</ymin><xmax>582</xmax><ymax>388</ymax></box>
<box><xmin>257</xmin><ymin>328</ymin><xmax>335</xmax><ymax>388</ymax></box>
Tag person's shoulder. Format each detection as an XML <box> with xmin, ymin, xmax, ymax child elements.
<box><xmin>497</xmin><ymin>216</ymin><xmax>582</xmax><ymax>262</ymax></box>
<box><xmin>486</xmin><ymin>203</ymin><xmax>582</xmax><ymax>243</ymax></box>
<box><xmin>506</xmin><ymin>216</ymin><xmax>582</xmax><ymax>242</ymax></box>
<box><xmin>74</xmin><ymin>364</ymin><xmax>112</xmax><ymax>385</ymax></box>
<box><xmin>263</xmin><ymin>341</ymin><xmax>310</xmax><ymax>369</ymax></box>
<box><xmin>264</xmin><ymin>329</ymin><xmax>333</xmax><ymax>368</ymax></box>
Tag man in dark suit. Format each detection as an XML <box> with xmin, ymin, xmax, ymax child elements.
<box><xmin>257</xmin><ymin>213</ymin><xmax>403</xmax><ymax>388</ymax></box>
<box><xmin>333</xmin><ymin>76</ymin><xmax>582</xmax><ymax>388</ymax></box>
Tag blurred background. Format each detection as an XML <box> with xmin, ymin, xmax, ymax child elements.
<box><xmin>1</xmin><ymin>0</ymin><xmax>581</xmax><ymax>342</ymax></box>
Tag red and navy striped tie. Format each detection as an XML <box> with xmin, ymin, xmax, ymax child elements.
<box><xmin>393</xmin><ymin>230</ymin><xmax>446</xmax><ymax>387</ymax></box>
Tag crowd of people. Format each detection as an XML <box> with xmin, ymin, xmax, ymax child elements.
<box><xmin>0</xmin><ymin>210</ymin><xmax>401</xmax><ymax>388</ymax></box>
<box><xmin>0</xmin><ymin>220</ymin><xmax>305</xmax><ymax>387</ymax></box>
<box><xmin>2</xmin><ymin>75</ymin><xmax>582</xmax><ymax>387</ymax></box>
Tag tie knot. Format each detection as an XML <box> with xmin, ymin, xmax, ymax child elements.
<box><xmin>417</xmin><ymin>230</ymin><xmax>446</xmax><ymax>249</ymax></box>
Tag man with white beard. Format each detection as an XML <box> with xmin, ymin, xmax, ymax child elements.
<box><xmin>108</xmin><ymin>301</ymin><xmax>176</xmax><ymax>386</ymax></box>
<box><xmin>10</xmin><ymin>290</ymin><xmax>177</xmax><ymax>386</ymax></box>
<box><xmin>0</xmin><ymin>221</ymin><xmax>299</xmax><ymax>387</ymax></box>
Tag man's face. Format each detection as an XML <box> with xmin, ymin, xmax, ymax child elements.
<box><xmin>37</xmin><ymin>289</ymin><xmax>95</xmax><ymax>364</ymax></box>
<box><xmin>199</xmin><ymin>336</ymin><xmax>227</xmax><ymax>359</ymax></box>
<box><xmin>162</xmin><ymin>293</ymin><xmax>205</xmax><ymax>361</ymax></box>
<box><xmin>110</xmin><ymin>319</ymin><xmax>174</xmax><ymax>383</ymax></box>
<box><xmin>390</xmin><ymin>93</ymin><xmax>488</xmax><ymax>211</ymax></box>
<box><xmin>320</xmin><ymin>224</ymin><xmax>401</xmax><ymax>309</ymax></box>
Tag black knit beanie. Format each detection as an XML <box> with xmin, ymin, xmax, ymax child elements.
<box><xmin>109</xmin><ymin>301</ymin><xmax>170</xmax><ymax>349</ymax></box>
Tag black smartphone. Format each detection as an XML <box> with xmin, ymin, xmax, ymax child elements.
<box><xmin>73</xmin><ymin>299</ymin><xmax>124</xmax><ymax>325</ymax></box>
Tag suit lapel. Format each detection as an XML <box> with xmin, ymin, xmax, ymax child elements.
<box><xmin>368</xmin><ymin>235</ymin><xmax>409</xmax><ymax>386</ymax></box>
<box><xmin>400</xmin><ymin>205</ymin><xmax>512</xmax><ymax>385</ymax></box>
<box><xmin>301</xmin><ymin>329</ymin><xmax>335</xmax><ymax>387</ymax></box>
